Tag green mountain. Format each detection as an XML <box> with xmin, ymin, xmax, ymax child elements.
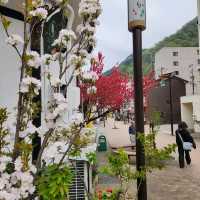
<box><xmin>118</xmin><ymin>17</ymin><xmax>198</xmax><ymax>75</ymax></box>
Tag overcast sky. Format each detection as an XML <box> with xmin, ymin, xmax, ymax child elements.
<box><xmin>94</xmin><ymin>0</ymin><xmax>197</xmax><ymax>71</ymax></box>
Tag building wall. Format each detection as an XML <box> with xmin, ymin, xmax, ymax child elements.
<box><xmin>0</xmin><ymin>3</ymin><xmax>81</xmax><ymax>125</ymax></box>
<box><xmin>155</xmin><ymin>47</ymin><xmax>200</xmax><ymax>95</ymax></box>
<box><xmin>181</xmin><ymin>103</ymin><xmax>193</xmax><ymax>129</ymax></box>
<box><xmin>0</xmin><ymin>17</ymin><xmax>24</xmax><ymax>120</ymax></box>
<box><xmin>148</xmin><ymin>78</ymin><xmax>186</xmax><ymax>124</ymax></box>
<box><xmin>181</xmin><ymin>95</ymin><xmax>200</xmax><ymax>132</ymax></box>
<box><xmin>4</xmin><ymin>1</ymin><xmax>23</xmax><ymax>13</ymax></box>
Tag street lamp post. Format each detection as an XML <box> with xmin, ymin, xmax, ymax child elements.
<box><xmin>160</xmin><ymin>71</ymin><xmax>178</xmax><ymax>136</ymax></box>
<box><xmin>168</xmin><ymin>77</ymin><xmax>174</xmax><ymax>136</ymax></box>
<box><xmin>128</xmin><ymin>1</ymin><xmax>147</xmax><ymax>200</ymax></box>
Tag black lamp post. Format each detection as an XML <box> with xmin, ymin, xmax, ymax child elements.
<box><xmin>128</xmin><ymin>1</ymin><xmax>147</xmax><ymax>200</ymax></box>
<box><xmin>160</xmin><ymin>71</ymin><xmax>178</xmax><ymax>136</ymax></box>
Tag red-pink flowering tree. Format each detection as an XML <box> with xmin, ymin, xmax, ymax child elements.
<box><xmin>80</xmin><ymin>53</ymin><xmax>156</xmax><ymax>122</ymax></box>
<box><xmin>80</xmin><ymin>54</ymin><xmax>132</xmax><ymax>115</ymax></box>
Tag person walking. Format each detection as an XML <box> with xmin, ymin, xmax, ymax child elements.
<box><xmin>176</xmin><ymin>121</ymin><xmax>196</xmax><ymax>168</ymax></box>
<box><xmin>129</xmin><ymin>122</ymin><xmax>136</xmax><ymax>144</ymax></box>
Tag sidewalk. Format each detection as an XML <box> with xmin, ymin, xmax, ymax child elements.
<box><xmin>97</xmin><ymin>118</ymin><xmax>200</xmax><ymax>200</ymax></box>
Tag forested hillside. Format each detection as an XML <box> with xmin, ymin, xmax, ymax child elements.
<box><xmin>107</xmin><ymin>17</ymin><xmax>198</xmax><ymax>76</ymax></box>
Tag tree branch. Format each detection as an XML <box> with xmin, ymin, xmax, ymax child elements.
<box><xmin>35</xmin><ymin>128</ymin><xmax>54</xmax><ymax>169</ymax></box>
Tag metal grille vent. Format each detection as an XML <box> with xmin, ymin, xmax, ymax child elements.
<box><xmin>69</xmin><ymin>161</ymin><xmax>86</xmax><ymax>200</ymax></box>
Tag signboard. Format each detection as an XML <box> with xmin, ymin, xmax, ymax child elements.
<box><xmin>128</xmin><ymin>0</ymin><xmax>146</xmax><ymax>31</ymax></box>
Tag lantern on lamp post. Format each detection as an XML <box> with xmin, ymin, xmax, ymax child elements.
<box><xmin>127</xmin><ymin>1</ymin><xmax>147</xmax><ymax>200</ymax></box>
<box><xmin>128</xmin><ymin>0</ymin><xmax>146</xmax><ymax>31</ymax></box>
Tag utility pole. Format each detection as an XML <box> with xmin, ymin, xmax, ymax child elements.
<box><xmin>189</xmin><ymin>64</ymin><xmax>195</xmax><ymax>95</ymax></box>
<box><xmin>191</xmin><ymin>68</ymin><xmax>195</xmax><ymax>95</ymax></box>
<box><xmin>160</xmin><ymin>71</ymin><xmax>178</xmax><ymax>136</ymax></box>
<box><xmin>168</xmin><ymin>77</ymin><xmax>174</xmax><ymax>136</ymax></box>
<box><xmin>128</xmin><ymin>1</ymin><xmax>147</xmax><ymax>200</ymax></box>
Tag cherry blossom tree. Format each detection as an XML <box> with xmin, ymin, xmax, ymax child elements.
<box><xmin>0</xmin><ymin>0</ymin><xmax>102</xmax><ymax>199</ymax></box>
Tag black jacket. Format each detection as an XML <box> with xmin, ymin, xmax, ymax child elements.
<box><xmin>176</xmin><ymin>128</ymin><xmax>196</xmax><ymax>149</ymax></box>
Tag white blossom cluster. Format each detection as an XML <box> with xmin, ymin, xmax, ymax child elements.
<box><xmin>50</xmin><ymin>77</ymin><xmax>63</xmax><ymax>87</ymax></box>
<box><xmin>78</xmin><ymin>0</ymin><xmax>101</xmax><ymax>39</ymax></box>
<box><xmin>87</xmin><ymin>86</ymin><xmax>97</xmax><ymax>94</ymax></box>
<box><xmin>52</xmin><ymin>93</ymin><xmax>68</xmax><ymax>118</ymax></box>
<box><xmin>0</xmin><ymin>157</ymin><xmax>36</xmax><ymax>200</ymax></box>
<box><xmin>20</xmin><ymin>76</ymin><xmax>41</xmax><ymax>94</ymax></box>
<box><xmin>19</xmin><ymin>51</ymin><xmax>42</xmax><ymax>94</ymax></box>
<box><xmin>0</xmin><ymin>0</ymin><xmax>102</xmax><ymax>198</ymax></box>
<box><xmin>76</xmin><ymin>23</ymin><xmax>96</xmax><ymax>35</ymax></box>
<box><xmin>52</xmin><ymin>29</ymin><xmax>76</xmax><ymax>47</ymax></box>
<box><xmin>69</xmin><ymin>112</ymin><xmax>84</xmax><ymax>126</ymax></box>
<box><xmin>41</xmin><ymin>54</ymin><xmax>54</xmax><ymax>66</ymax></box>
<box><xmin>19</xmin><ymin>121</ymin><xmax>38</xmax><ymax>138</ymax></box>
<box><xmin>82</xmin><ymin>71</ymin><xmax>99</xmax><ymax>82</ymax></box>
<box><xmin>42</xmin><ymin>130</ymin><xmax>96</xmax><ymax>164</ymax></box>
<box><xmin>27</xmin><ymin>51</ymin><xmax>41</xmax><ymax>68</ymax></box>
<box><xmin>6</xmin><ymin>34</ymin><xmax>24</xmax><ymax>46</ymax></box>
<box><xmin>79</xmin><ymin>0</ymin><xmax>101</xmax><ymax>17</ymax></box>
<box><xmin>42</xmin><ymin>141</ymin><xmax>68</xmax><ymax>164</ymax></box>
<box><xmin>45</xmin><ymin>93</ymin><xmax>68</xmax><ymax>129</ymax></box>
<box><xmin>68</xmin><ymin>54</ymin><xmax>85</xmax><ymax>68</ymax></box>
<box><xmin>29</xmin><ymin>7</ymin><xmax>48</xmax><ymax>20</ymax></box>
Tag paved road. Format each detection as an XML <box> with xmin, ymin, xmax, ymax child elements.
<box><xmin>97</xmin><ymin>118</ymin><xmax>200</xmax><ymax>200</ymax></box>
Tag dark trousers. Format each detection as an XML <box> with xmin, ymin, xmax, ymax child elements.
<box><xmin>178</xmin><ymin>148</ymin><xmax>191</xmax><ymax>168</ymax></box>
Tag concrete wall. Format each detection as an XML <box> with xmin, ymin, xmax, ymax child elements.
<box><xmin>5</xmin><ymin>1</ymin><xmax>23</xmax><ymax>13</ymax></box>
<box><xmin>181</xmin><ymin>103</ymin><xmax>193</xmax><ymax>129</ymax></box>
<box><xmin>155</xmin><ymin>47</ymin><xmax>200</xmax><ymax>96</ymax></box>
<box><xmin>181</xmin><ymin>95</ymin><xmax>200</xmax><ymax>133</ymax></box>
<box><xmin>0</xmin><ymin>17</ymin><xmax>23</xmax><ymax>118</ymax></box>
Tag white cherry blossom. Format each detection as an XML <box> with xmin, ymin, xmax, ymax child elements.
<box><xmin>87</xmin><ymin>86</ymin><xmax>97</xmax><ymax>94</ymax></box>
<box><xmin>20</xmin><ymin>77</ymin><xmax>41</xmax><ymax>94</ymax></box>
<box><xmin>41</xmin><ymin>54</ymin><xmax>53</xmax><ymax>65</ymax></box>
<box><xmin>29</xmin><ymin>7</ymin><xmax>48</xmax><ymax>20</ymax></box>
<box><xmin>26</xmin><ymin>51</ymin><xmax>41</xmax><ymax>68</ymax></box>
<box><xmin>52</xmin><ymin>29</ymin><xmax>76</xmax><ymax>47</ymax></box>
<box><xmin>6</xmin><ymin>34</ymin><xmax>24</xmax><ymax>46</ymax></box>
<box><xmin>82</xmin><ymin>71</ymin><xmax>99</xmax><ymax>82</ymax></box>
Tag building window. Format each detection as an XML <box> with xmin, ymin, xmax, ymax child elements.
<box><xmin>43</xmin><ymin>11</ymin><xmax>68</xmax><ymax>54</ymax></box>
<box><xmin>172</xmin><ymin>51</ymin><xmax>178</xmax><ymax>56</ymax></box>
<box><xmin>198</xmin><ymin>59</ymin><xmax>200</xmax><ymax>65</ymax></box>
<box><xmin>197</xmin><ymin>49</ymin><xmax>200</xmax><ymax>55</ymax></box>
<box><xmin>173</xmin><ymin>61</ymin><xmax>179</xmax><ymax>66</ymax></box>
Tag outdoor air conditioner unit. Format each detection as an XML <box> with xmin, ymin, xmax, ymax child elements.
<box><xmin>69</xmin><ymin>160</ymin><xmax>89</xmax><ymax>200</ymax></box>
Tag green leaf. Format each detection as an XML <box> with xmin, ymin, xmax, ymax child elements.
<box><xmin>1</xmin><ymin>16</ymin><xmax>11</xmax><ymax>30</ymax></box>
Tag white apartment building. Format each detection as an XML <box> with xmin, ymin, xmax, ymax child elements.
<box><xmin>155</xmin><ymin>47</ymin><xmax>200</xmax><ymax>95</ymax></box>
